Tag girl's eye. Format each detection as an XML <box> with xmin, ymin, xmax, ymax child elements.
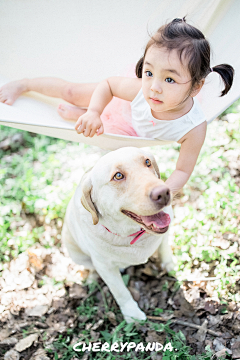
<box><xmin>165</xmin><ymin>77</ymin><xmax>175</xmax><ymax>84</ymax></box>
<box><xmin>114</xmin><ymin>172</ymin><xmax>124</xmax><ymax>180</ymax></box>
<box><xmin>145</xmin><ymin>71</ymin><xmax>153</xmax><ymax>77</ymax></box>
<box><xmin>146</xmin><ymin>159</ymin><xmax>151</xmax><ymax>167</ymax></box>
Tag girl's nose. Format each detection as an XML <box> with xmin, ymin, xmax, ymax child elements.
<box><xmin>150</xmin><ymin>80</ymin><xmax>162</xmax><ymax>94</ymax></box>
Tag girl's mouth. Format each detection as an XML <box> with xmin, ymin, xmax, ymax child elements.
<box><xmin>150</xmin><ymin>98</ymin><xmax>163</xmax><ymax>104</ymax></box>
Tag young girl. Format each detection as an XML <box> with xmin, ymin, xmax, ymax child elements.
<box><xmin>0</xmin><ymin>18</ymin><xmax>234</xmax><ymax>195</ymax></box>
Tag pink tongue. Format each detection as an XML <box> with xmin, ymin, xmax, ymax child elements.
<box><xmin>141</xmin><ymin>211</ymin><xmax>171</xmax><ymax>228</ymax></box>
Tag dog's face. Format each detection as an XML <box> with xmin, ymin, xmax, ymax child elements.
<box><xmin>81</xmin><ymin>147</ymin><xmax>171</xmax><ymax>236</ymax></box>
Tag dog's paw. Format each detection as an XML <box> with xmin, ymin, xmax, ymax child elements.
<box><xmin>124</xmin><ymin>309</ymin><xmax>147</xmax><ymax>324</ymax></box>
<box><xmin>121</xmin><ymin>299</ymin><xmax>147</xmax><ymax>323</ymax></box>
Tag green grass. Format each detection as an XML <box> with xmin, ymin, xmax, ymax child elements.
<box><xmin>43</xmin><ymin>284</ymin><xmax>215</xmax><ymax>359</ymax></box>
<box><xmin>0</xmin><ymin>127</ymin><xmax>102</xmax><ymax>265</ymax></box>
<box><xmin>46</xmin><ymin>326</ymin><xmax>214</xmax><ymax>360</ymax></box>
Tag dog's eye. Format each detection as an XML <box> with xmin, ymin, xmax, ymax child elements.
<box><xmin>146</xmin><ymin>159</ymin><xmax>151</xmax><ymax>167</ymax></box>
<box><xmin>114</xmin><ymin>172</ymin><xmax>124</xmax><ymax>180</ymax></box>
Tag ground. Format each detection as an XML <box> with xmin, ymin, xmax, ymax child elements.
<box><xmin>0</xmin><ymin>105</ymin><xmax>240</xmax><ymax>359</ymax></box>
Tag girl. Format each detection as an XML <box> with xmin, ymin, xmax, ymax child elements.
<box><xmin>0</xmin><ymin>18</ymin><xmax>234</xmax><ymax>195</ymax></box>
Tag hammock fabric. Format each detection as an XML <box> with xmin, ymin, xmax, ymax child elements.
<box><xmin>0</xmin><ymin>0</ymin><xmax>239</xmax><ymax>150</ymax></box>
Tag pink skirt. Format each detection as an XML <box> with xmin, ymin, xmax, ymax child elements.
<box><xmin>100</xmin><ymin>64</ymin><xmax>139</xmax><ymax>137</ymax></box>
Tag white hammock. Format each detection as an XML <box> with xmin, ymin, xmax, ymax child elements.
<box><xmin>0</xmin><ymin>0</ymin><xmax>239</xmax><ymax>150</ymax></box>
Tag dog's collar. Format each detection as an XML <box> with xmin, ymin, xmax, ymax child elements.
<box><xmin>102</xmin><ymin>226</ymin><xmax>146</xmax><ymax>245</ymax></box>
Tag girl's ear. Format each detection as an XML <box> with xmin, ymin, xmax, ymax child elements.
<box><xmin>190</xmin><ymin>79</ymin><xmax>205</xmax><ymax>97</ymax></box>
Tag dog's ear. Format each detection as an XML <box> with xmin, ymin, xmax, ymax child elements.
<box><xmin>150</xmin><ymin>155</ymin><xmax>160</xmax><ymax>179</ymax></box>
<box><xmin>81</xmin><ymin>174</ymin><xmax>99</xmax><ymax>225</ymax></box>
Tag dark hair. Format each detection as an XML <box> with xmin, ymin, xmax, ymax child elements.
<box><xmin>136</xmin><ymin>17</ymin><xmax>234</xmax><ymax>97</ymax></box>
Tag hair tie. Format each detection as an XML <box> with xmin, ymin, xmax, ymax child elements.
<box><xmin>211</xmin><ymin>67</ymin><xmax>213</xmax><ymax>72</ymax></box>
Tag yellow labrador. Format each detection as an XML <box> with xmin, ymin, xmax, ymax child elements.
<box><xmin>62</xmin><ymin>147</ymin><xmax>174</xmax><ymax>323</ymax></box>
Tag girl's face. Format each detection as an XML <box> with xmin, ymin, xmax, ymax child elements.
<box><xmin>142</xmin><ymin>46</ymin><xmax>198</xmax><ymax>119</ymax></box>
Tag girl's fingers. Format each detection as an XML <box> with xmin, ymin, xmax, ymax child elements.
<box><xmin>75</xmin><ymin>122</ymin><xmax>84</xmax><ymax>133</ymax></box>
<box><xmin>83</xmin><ymin>123</ymin><xmax>96</xmax><ymax>137</ymax></box>
<box><xmin>75</xmin><ymin>118</ymin><xmax>82</xmax><ymax>131</ymax></box>
<box><xmin>82</xmin><ymin>128</ymin><xmax>89</xmax><ymax>136</ymax></box>
<box><xmin>84</xmin><ymin>122</ymin><xmax>99</xmax><ymax>137</ymax></box>
<box><xmin>75</xmin><ymin>117</ymin><xmax>103</xmax><ymax>137</ymax></box>
<box><xmin>97</xmin><ymin>124</ymin><xmax>104</xmax><ymax>136</ymax></box>
<box><xmin>76</xmin><ymin>120</ymin><xmax>88</xmax><ymax>134</ymax></box>
<box><xmin>87</xmin><ymin>125</ymin><xmax>99</xmax><ymax>137</ymax></box>
<box><xmin>77</xmin><ymin>126</ymin><xmax>84</xmax><ymax>134</ymax></box>
<box><xmin>89</xmin><ymin>129</ymin><xmax>96</xmax><ymax>138</ymax></box>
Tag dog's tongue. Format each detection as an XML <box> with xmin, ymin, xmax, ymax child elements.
<box><xmin>141</xmin><ymin>211</ymin><xmax>171</xmax><ymax>228</ymax></box>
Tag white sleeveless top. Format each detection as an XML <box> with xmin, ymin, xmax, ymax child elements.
<box><xmin>131</xmin><ymin>88</ymin><xmax>206</xmax><ymax>144</ymax></box>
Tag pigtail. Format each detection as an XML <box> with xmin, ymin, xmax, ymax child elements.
<box><xmin>135</xmin><ymin>56</ymin><xmax>144</xmax><ymax>78</ymax></box>
<box><xmin>212</xmin><ymin>64</ymin><xmax>234</xmax><ymax>97</ymax></box>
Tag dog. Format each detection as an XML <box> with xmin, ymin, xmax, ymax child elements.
<box><xmin>62</xmin><ymin>147</ymin><xmax>174</xmax><ymax>323</ymax></box>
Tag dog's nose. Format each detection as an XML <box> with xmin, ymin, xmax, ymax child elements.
<box><xmin>150</xmin><ymin>185</ymin><xmax>170</xmax><ymax>206</ymax></box>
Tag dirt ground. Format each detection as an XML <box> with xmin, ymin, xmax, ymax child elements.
<box><xmin>0</xmin><ymin>239</ymin><xmax>240</xmax><ymax>359</ymax></box>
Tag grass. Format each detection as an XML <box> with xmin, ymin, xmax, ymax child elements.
<box><xmin>147</xmin><ymin>108</ymin><xmax>240</xmax><ymax>303</ymax></box>
<box><xmin>0</xmin><ymin>127</ymin><xmax>103</xmax><ymax>266</ymax></box>
<box><xmin>42</xmin><ymin>282</ymin><xmax>215</xmax><ymax>360</ymax></box>
<box><xmin>0</xmin><ymin>100</ymin><xmax>240</xmax><ymax>359</ymax></box>
<box><xmin>46</xmin><ymin>326</ymin><xmax>213</xmax><ymax>360</ymax></box>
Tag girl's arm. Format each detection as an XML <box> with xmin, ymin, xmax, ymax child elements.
<box><xmin>165</xmin><ymin>121</ymin><xmax>207</xmax><ymax>196</ymax></box>
<box><xmin>75</xmin><ymin>77</ymin><xmax>141</xmax><ymax>137</ymax></box>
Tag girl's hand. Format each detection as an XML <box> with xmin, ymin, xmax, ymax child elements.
<box><xmin>75</xmin><ymin>110</ymin><xmax>104</xmax><ymax>137</ymax></box>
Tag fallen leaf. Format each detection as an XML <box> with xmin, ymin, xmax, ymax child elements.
<box><xmin>3</xmin><ymin>349</ymin><xmax>20</xmax><ymax>360</ymax></box>
<box><xmin>141</xmin><ymin>266</ymin><xmax>155</xmax><ymax>276</ymax></box>
<box><xmin>14</xmin><ymin>333</ymin><xmax>38</xmax><ymax>352</ymax></box>
<box><xmin>69</xmin><ymin>283</ymin><xmax>87</xmax><ymax>299</ymax></box>
<box><xmin>212</xmin><ymin>238</ymin><xmax>230</xmax><ymax>250</ymax></box>
<box><xmin>231</xmin><ymin>341</ymin><xmax>240</xmax><ymax>359</ymax></box>
<box><xmin>146</xmin><ymin>330</ymin><xmax>165</xmax><ymax>343</ymax></box>
<box><xmin>128</xmin><ymin>286</ymin><xmax>140</xmax><ymax>302</ymax></box>
<box><xmin>91</xmin><ymin>319</ymin><xmax>104</xmax><ymax>331</ymax></box>
<box><xmin>0</xmin><ymin>328</ymin><xmax>13</xmax><ymax>341</ymax></box>
<box><xmin>184</xmin><ymin>288</ymin><xmax>200</xmax><ymax>303</ymax></box>
<box><xmin>30</xmin><ymin>347</ymin><xmax>50</xmax><ymax>360</ymax></box>
<box><xmin>213</xmin><ymin>338</ymin><xmax>226</xmax><ymax>352</ymax></box>
<box><xmin>232</xmin><ymin>320</ymin><xmax>240</xmax><ymax>333</ymax></box>
<box><xmin>205</xmin><ymin>339</ymin><xmax>213</xmax><ymax>350</ymax></box>
<box><xmin>53</xmin><ymin>322</ymin><xmax>67</xmax><ymax>333</ymax></box>
<box><xmin>0</xmin><ymin>336</ymin><xmax>18</xmax><ymax>346</ymax></box>
<box><xmin>204</xmin><ymin>300</ymin><xmax>219</xmax><ymax>314</ymax></box>
<box><xmin>106</xmin><ymin>311</ymin><xmax>117</xmax><ymax>326</ymax></box>
<box><xmin>27</xmin><ymin>250</ymin><xmax>44</xmax><ymax>271</ymax></box>
<box><xmin>90</xmin><ymin>330</ymin><xmax>100</xmax><ymax>341</ymax></box>
<box><xmin>207</xmin><ymin>314</ymin><xmax>221</xmax><ymax>327</ymax></box>
<box><xmin>215</xmin><ymin>348</ymin><xmax>232</xmax><ymax>358</ymax></box>
<box><xmin>25</xmin><ymin>305</ymin><xmax>49</xmax><ymax>317</ymax></box>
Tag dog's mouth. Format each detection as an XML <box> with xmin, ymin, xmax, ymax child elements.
<box><xmin>122</xmin><ymin>209</ymin><xmax>171</xmax><ymax>234</ymax></box>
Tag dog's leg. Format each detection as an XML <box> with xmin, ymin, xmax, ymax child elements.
<box><xmin>157</xmin><ymin>232</ymin><xmax>175</xmax><ymax>273</ymax></box>
<box><xmin>62</xmin><ymin>222</ymin><xmax>96</xmax><ymax>271</ymax></box>
<box><xmin>62</xmin><ymin>222</ymin><xmax>99</xmax><ymax>284</ymax></box>
<box><xmin>92</xmin><ymin>260</ymin><xmax>146</xmax><ymax>323</ymax></box>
